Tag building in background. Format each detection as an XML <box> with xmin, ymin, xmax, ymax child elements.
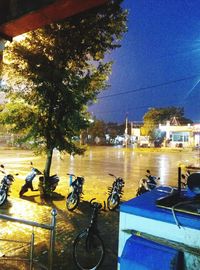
<box><xmin>159</xmin><ymin>121</ymin><xmax>198</xmax><ymax>148</ymax></box>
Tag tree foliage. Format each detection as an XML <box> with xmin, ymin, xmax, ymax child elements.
<box><xmin>141</xmin><ymin>107</ymin><xmax>192</xmax><ymax>139</ymax></box>
<box><xmin>80</xmin><ymin>120</ymin><xmax>126</xmax><ymax>145</ymax></box>
<box><xmin>88</xmin><ymin>119</ymin><xmax>106</xmax><ymax>144</ymax></box>
<box><xmin>1</xmin><ymin>0</ymin><xmax>127</xmax><ymax>178</ymax></box>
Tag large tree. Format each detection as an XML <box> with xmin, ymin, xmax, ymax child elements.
<box><xmin>141</xmin><ymin>106</ymin><xmax>192</xmax><ymax>140</ymax></box>
<box><xmin>1</xmin><ymin>1</ymin><xmax>127</xmax><ymax>182</ymax></box>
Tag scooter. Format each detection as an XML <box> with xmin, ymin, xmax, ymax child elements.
<box><xmin>39</xmin><ymin>174</ymin><xmax>60</xmax><ymax>197</ymax></box>
<box><xmin>136</xmin><ymin>169</ymin><xmax>160</xmax><ymax>196</ymax></box>
<box><xmin>0</xmin><ymin>164</ymin><xmax>15</xmax><ymax>206</ymax></box>
<box><xmin>146</xmin><ymin>169</ymin><xmax>160</xmax><ymax>190</ymax></box>
<box><xmin>66</xmin><ymin>174</ymin><xmax>84</xmax><ymax>211</ymax></box>
<box><xmin>19</xmin><ymin>163</ymin><xmax>59</xmax><ymax>197</ymax></box>
<box><xmin>107</xmin><ymin>174</ymin><xmax>125</xmax><ymax>211</ymax></box>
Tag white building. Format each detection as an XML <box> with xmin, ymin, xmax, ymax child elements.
<box><xmin>159</xmin><ymin>121</ymin><xmax>200</xmax><ymax>148</ymax></box>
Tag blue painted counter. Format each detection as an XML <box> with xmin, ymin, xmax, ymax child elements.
<box><xmin>118</xmin><ymin>187</ymin><xmax>200</xmax><ymax>270</ymax></box>
<box><xmin>120</xmin><ymin>187</ymin><xmax>200</xmax><ymax>230</ymax></box>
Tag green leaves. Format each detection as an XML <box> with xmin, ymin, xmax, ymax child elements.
<box><xmin>142</xmin><ymin>107</ymin><xmax>192</xmax><ymax>139</ymax></box>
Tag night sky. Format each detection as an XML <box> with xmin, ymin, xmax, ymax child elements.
<box><xmin>88</xmin><ymin>0</ymin><xmax>200</xmax><ymax>124</ymax></box>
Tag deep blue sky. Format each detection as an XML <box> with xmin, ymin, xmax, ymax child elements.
<box><xmin>88</xmin><ymin>0</ymin><xmax>200</xmax><ymax>124</ymax></box>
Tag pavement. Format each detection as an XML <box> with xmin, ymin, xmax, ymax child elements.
<box><xmin>0</xmin><ymin>189</ymin><xmax>120</xmax><ymax>270</ymax></box>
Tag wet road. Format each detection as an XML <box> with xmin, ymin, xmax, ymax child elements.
<box><xmin>0</xmin><ymin>147</ymin><xmax>199</xmax><ymax>269</ymax></box>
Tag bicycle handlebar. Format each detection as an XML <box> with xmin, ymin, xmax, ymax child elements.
<box><xmin>67</xmin><ymin>173</ymin><xmax>84</xmax><ymax>178</ymax></box>
<box><xmin>90</xmin><ymin>198</ymin><xmax>102</xmax><ymax>209</ymax></box>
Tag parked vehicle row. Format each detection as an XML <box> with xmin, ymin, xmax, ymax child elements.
<box><xmin>3</xmin><ymin>162</ymin><xmax>184</xmax><ymax>210</ymax></box>
<box><xmin>0</xmin><ymin>163</ymin><xmax>125</xmax><ymax>211</ymax></box>
<box><xmin>135</xmin><ymin>168</ymin><xmax>193</xmax><ymax>197</ymax></box>
<box><xmin>66</xmin><ymin>173</ymin><xmax>125</xmax><ymax>211</ymax></box>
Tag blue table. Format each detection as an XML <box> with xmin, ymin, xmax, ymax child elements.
<box><xmin>118</xmin><ymin>187</ymin><xmax>200</xmax><ymax>270</ymax></box>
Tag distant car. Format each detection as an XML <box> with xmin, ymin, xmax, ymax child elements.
<box><xmin>139</xmin><ymin>143</ymin><xmax>150</xmax><ymax>148</ymax></box>
<box><xmin>138</xmin><ymin>136</ymin><xmax>150</xmax><ymax>147</ymax></box>
<box><xmin>176</xmin><ymin>143</ymin><xmax>183</xmax><ymax>148</ymax></box>
<box><xmin>154</xmin><ymin>139</ymin><xmax>162</xmax><ymax>148</ymax></box>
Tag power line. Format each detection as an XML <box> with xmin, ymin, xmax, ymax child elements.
<box><xmin>91</xmin><ymin>105</ymin><xmax>149</xmax><ymax>115</ymax></box>
<box><xmin>98</xmin><ymin>73</ymin><xmax>200</xmax><ymax>99</ymax></box>
<box><xmin>90</xmin><ymin>102</ymin><xmax>183</xmax><ymax>115</ymax></box>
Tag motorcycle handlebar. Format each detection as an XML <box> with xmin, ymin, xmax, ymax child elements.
<box><xmin>36</xmin><ymin>169</ymin><xmax>43</xmax><ymax>175</ymax></box>
<box><xmin>108</xmin><ymin>173</ymin><xmax>117</xmax><ymax>178</ymax></box>
<box><xmin>67</xmin><ymin>173</ymin><xmax>76</xmax><ymax>177</ymax></box>
<box><xmin>0</xmin><ymin>165</ymin><xmax>19</xmax><ymax>176</ymax></box>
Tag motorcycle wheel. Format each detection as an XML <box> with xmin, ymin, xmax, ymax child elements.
<box><xmin>107</xmin><ymin>194</ymin><xmax>120</xmax><ymax>211</ymax></box>
<box><xmin>136</xmin><ymin>187</ymin><xmax>149</xmax><ymax>196</ymax></box>
<box><xmin>0</xmin><ymin>190</ymin><xmax>7</xmax><ymax>206</ymax></box>
<box><xmin>66</xmin><ymin>192</ymin><xmax>79</xmax><ymax>211</ymax></box>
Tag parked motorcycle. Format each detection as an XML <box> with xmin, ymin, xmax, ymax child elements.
<box><xmin>0</xmin><ymin>164</ymin><xmax>15</xmax><ymax>206</ymax></box>
<box><xmin>39</xmin><ymin>174</ymin><xmax>60</xmax><ymax>197</ymax></box>
<box><xmin>66</xmin><ymin>174</ymin><xmax>84</xmax><ymax>211</ymax></box>
<box><xmin>136</xmin><ymin>169</ymin><xmax>160</xmax><ymax>196</ymax></box>
<box><xmin>146</xmin><ymin>169</ymin><xmax>160</xmax><ymax>190</ymax></box>
<box><xmin>181</xmin><ymin>170</ymin><xmax>190</xmax><ymax>189</ymax></box>
<box><xmin>107</xmin><ymin>174</ymin><xmax>125</xmax><ymax>211</ymax></box>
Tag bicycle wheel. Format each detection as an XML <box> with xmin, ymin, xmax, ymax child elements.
<box><xmin>107</xmin><ymin>194</ymin><xmax>120</xmax><ymax>211</ymax></box>
<box><xmin>66</xmin><ymin>192</ymin><xmax>79</xmax><ymax>211</ymax></box>
<box><xmin>73</xmin><ymin>230</ymin><xmax>104</xmax><ymax>270</ymax></box>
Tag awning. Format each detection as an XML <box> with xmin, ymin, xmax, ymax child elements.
<box><xmin>0</xmin><ymin>0</ymin><xmax>108</xmax><ymax>40</ymax></box>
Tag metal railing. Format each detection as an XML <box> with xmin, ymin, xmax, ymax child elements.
<box><xmin>0</xmin><ymin>208</ymin><xmax>57</xmax><ymax>270</ymax></box>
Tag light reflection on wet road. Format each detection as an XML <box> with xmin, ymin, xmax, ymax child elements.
<box><xmin>0</xmin><ymin>147</ymin><xmax>199</xmax><ymax>268</ymax></box>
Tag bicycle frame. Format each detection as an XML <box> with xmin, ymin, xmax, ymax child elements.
<box><xmin>87</xmin><ymin>206</ymin><xmax>99</xmax><ymax>233</ymax></box>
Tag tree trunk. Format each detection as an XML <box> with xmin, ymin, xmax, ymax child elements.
<box><xmin>44</xmin><ymin>148</ymin><xmax>53</xmax><ymax>178</ymax></box>
<box><xmin>39</xmin><ymin>148</ymin><xmax>54</xmax><ymax>198</ymax></box>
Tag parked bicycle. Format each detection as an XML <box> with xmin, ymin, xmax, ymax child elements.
<box><xmin>73</xmin><ymin>198</ymin><xmax>105</xmax><ymax>270</ymax></box>
<box><xmin>0</xmin><ymin>164</ymin><xmax>16</xmax><ymax>206</ymax></box>
<box><xmin>66</xmin><ymin>173</ymin><xmax>84</xmax><ymax>211</ymax></box>
<box><xmin>107</xmin><ymin>174</ymin><xmax>125</xmax><ymax>211</ymax></box>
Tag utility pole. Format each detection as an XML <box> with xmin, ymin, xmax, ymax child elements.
<box><xmin>131</xmin><ymin>121</ymin><xmax>133</xmax><ymax>145</ymax></box>
<box><xmin>125</xmin><ymin>114</ymin><xmax>128</xmax><ymax>148</ymax></box>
